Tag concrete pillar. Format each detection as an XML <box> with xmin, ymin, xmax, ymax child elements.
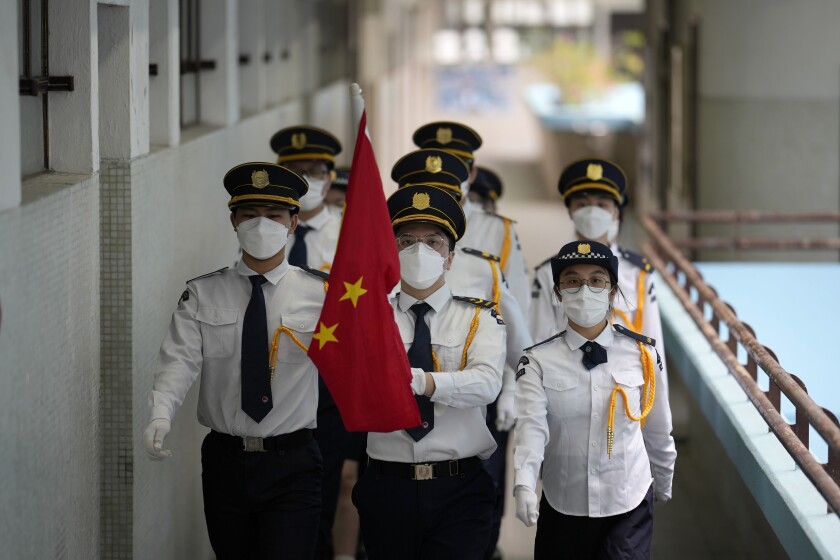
<box><xmin>50</xmin><ymin>0</ymin><xmax>97</xmax><ymax>173</ymax></box>
<box><xmin>238</xmin><ymin>0</ymin><xmax>267</xmax><ymax>114</ymax></box>
<box><xmin>129</xmin><ymin>0</ymin><xmax>150</xmax><ymax>156</ymax></box>
<box><xmin>149</xmin><ymin>0</ymin><xmax>180</xmax><ymax>146</ymax></box>
<box><xmin>0</xmin><ymin>0</ymin><xmax>21</xmax><ymax>210</ymax></box>
<box><xmin>201</xmin><ymin>0</ymin><xmax>239</xmax><ymax>126</ymax></box>
<box><xmin>98</xmin><ymin>4</ymin><xmax>131</xmax><ymax>159</ymax></box>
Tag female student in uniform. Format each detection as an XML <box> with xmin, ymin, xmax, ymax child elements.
<box><xmin>513</xmin><ymin>240</ymin><xmax>676</xmax><ymax>560</ymax></box>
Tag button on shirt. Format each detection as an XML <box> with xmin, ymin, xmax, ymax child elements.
<box><xmin>150</xmin><ymin>258</ymin><xmax>326</xmax><ymax>437</ymax></box>
<box><xmin>513</xmin><ymin>325</ymin><xmax>676</xmax><ymax>517</ymax></box>
<box><xmin>286</xmin><ymin>206</ymin><xmax>340</xmax><ymax>272</ymax></box>
<box><xmin>366</xmin><ymin>283</ymin><xmax>506</xmax><ymax>463</ymax></box>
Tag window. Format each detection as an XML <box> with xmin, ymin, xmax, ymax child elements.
<box><xmin>18</xmin><ymin>0</ymin><xmax>74</xmax><ymax>175</ymax></box>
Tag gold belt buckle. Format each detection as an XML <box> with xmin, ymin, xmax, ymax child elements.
<box><xmin>412</xmin><ymin>463</ymin><xmax>435</xmax><ymax>481</ymax></box>
<box><xmin>242</xmin><ymin>436</ymin><xmax>266</xmax><ymax>452</ymax></box>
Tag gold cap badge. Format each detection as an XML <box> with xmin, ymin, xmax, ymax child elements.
<box><xmin>412</xmin><ymin>192</ymin><xmax>431</xmax><ymax>210</ymax></box>
<box><xmin>425</xmin><ymin>155</ymin><xmax>443</xmax><ymax>174</ymax></box>
<box><xmin>251</xmin><ymin>170</ymin><xmax>270</xmax><ymax>189</ymax></box>
<box><xmin>291</xmin><ymin>133</ymin><xmax>307</xmax><ymax>150</ymax></box>
<box><xmin>586</xmin><ymin>163</ymin><xmax>603</xmax><ymax>181</ymax></box>
<box><xmin>436</xmin><ymin>127</ymin><xmax>452</xmax><ymax>145</ymax></box>
<box><xmin>578</xmin><ymin>243</ymin><xmax>591</xmax><ymax>255</ymax></box>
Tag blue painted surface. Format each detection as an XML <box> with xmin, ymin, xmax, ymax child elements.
<box><xmin>695</xmin><ymin>262</ymin><xmax>840</xmax><ymax>463</ymax></box>
<box><xmin>524</xmin><ymin>82</ymin><xmax>644</xmax><ymax>132</ymax></box>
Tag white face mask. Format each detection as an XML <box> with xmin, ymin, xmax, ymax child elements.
<box><xmin>298</xmin><ymin>177</ymin><xmax>327</xmax><ymax>212</ymax></box>
<box><xmin>562</xmin><ymin>286</ymin><xmax>611</xmax><ymax>328</ymax></box>
<box><xmin>236</xmin><ymin>217</ymin><xmax>289</xmax><ymax>260</ymax></box>
<box><xmin>399</xmin><ymin>242</ymin><xmax>446</xmax><ymax>289</ymax></box>
<box><xmin>607</xmin><ymin>219</ymin><xmax>620</xmax><ymax>244</ymax></box>
<box><xmin>572</xmin><ymin>206</ymin><xmax>618</xmax><ymax>241</ymax></box>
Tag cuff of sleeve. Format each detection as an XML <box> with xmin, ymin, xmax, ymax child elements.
<box><xmin>410</xmin><ymin>368</ymin><xmax>426</xmax><ymax>395</ymax></box>
<box><xmin>150</xmin><ymin>406</ymin><xmax>172</xmax><ymax>422</ymax></box>
<box><xmin>429</xmin><ymin>371</ymin><xmax>454</xmax><ymax>403</ymax></box>
<box><xmin>513</xmin><ymin>469</ymin><xmax>537</xmax><ymax>494</ymax></box>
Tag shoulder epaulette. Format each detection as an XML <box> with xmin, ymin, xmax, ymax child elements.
<box><xmin>618</xmin><ymin>247</ymin><xmax>654</xmax><ymax>273</ymax></box>
<box><xmin>535</xmin><ymin>254</ymin><xmax>555</xmax><ymax>271</ymax></box>
<box><xmin>186</xmin><ymin>267</ymin><xmax>228</xmax><ymax>284</ymax></box>
<box><xmin>524</xmin><ymin>331</ymin><xmax>566</xmax><ymax>351</ymax></box>
<box><xmin>298</xmin><ymin>265</ymin><xmax>330</xmax><ymax>281</ymax></box>
<box><xmin>461</xmin><ymin>247</ymin><xmax>501</xmax><ymax>263</ymax></box>
<box><xmin>452</xmin><ymin>295</ymin><xmax>497</xmax><ymax>309</ymax></box>
<box><xmin>614</xmin><ymin>324</ymin><xmax>655</xmax><ymax>346</ymax></box>
<box><xmin>487</xmin><ymin>211</ymin><xmax>516</xmax><ymax>224</ymax></box>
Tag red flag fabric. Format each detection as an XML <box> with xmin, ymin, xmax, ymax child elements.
<box><xmin>307</xmin><ymin>112</ymin><xmax>420</xmax><ymax>432</ymax></box>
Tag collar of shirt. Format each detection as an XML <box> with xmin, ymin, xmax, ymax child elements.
<box><xmin>564</xmin><ymin>321</ymin><xmax>614</xmax><ymax>352</ymax></box>
<box><xmin>298</xmin><ymin>206</ymin><xmax>330</xmax><ymax>230</ymax></box>
<box><xmin>397</xmin><ymin>282</ymin><xmax>451</xmax><ymax>314</ymax></box>
<box><xmin>236</xmin><ymin>257</ymin><xmax>290</xmax><ymax>285</ymax></box>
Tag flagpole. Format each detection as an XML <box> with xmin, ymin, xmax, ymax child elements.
<box><xmin>350</xmin><ymin>82</ymin><xmax>365</xmax><ymax>145</ymax></box>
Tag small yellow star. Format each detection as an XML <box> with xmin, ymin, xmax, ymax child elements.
<box><xmin>339</xmin><ymin>276</ymin><xmax>368</xmax><ymax>308</ymax></box>
<box><xmin>312</xmin><ymin>322</ymin><xmax>339</xmax><ymax>349</ymax></box>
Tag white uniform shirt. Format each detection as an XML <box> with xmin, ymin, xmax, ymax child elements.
<box><xmin>286</xmin><ymin>206</ymin><xmax>340</xmax><ymax>272</ymax></box>
<box><xmin>529</xmin><ymin>246</ymin><xmax>669</xmax><ymax>393</ymax></box>
<box><xmin>447</xmin><ymin>247</ymin><xmax>534</xmax><ymax>371</ymax></box>
<box><xmin>459</xmin><ymin>208</ymin><xmax>530</xmax><ymax>320</ymax></box>
<box><xmin>150</xmin><ymin>259</ymin><xmax>326</xmax><ymax>437</ymax></box>
<box><xmin>513</xmin><ymin>325</ymin><xmax>676</xmax><ymax>517</ymax></box>
<box><xmin>366</xmin><ymin>284</ymin><xmax>506</xmax><ymax>463</ymax></box>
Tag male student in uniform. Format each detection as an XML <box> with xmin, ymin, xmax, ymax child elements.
<box><xmin>352</xmin><ymin>184</ymin><xmax>506</xmax><ymax>560</ymax></box>
<box><xmin>144</xmin><ymin>162</ymin><xmax>327</xmax><ymax>559</ymax></box>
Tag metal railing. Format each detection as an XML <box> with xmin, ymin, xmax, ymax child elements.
<box><xmin>640</xmin><ymin>214</ymin><xmax>840</xmax><ymax>514</ymax></box>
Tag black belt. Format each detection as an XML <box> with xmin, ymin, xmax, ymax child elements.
<box><xmin>367</xmin><ymin>456</ymin><xmax>481</xmax><ymax>481</ymax></box>
<box><xmin>210</xmin><ymin>428</ymin><xmax>312</xmax><ymax>452</ymax></box>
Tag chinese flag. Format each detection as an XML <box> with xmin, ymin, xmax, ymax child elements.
<box><xmin>307</xmin><ymin>112</ymin><xmax>421</xmax><ymax>432</ymax></box>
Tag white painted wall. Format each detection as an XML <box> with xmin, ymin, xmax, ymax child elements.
<box><xmin>149</xmin><ymin>0</ymin><xmax>180</xmax><ymax>146</ymax></box>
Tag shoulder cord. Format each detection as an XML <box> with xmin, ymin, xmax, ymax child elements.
<box><xmin>431</xmin><ymin>305</ymin><xmax>481</xmax><ymax>372</ymax></box>
<box><xmin>488</xmin><ymin>259</ymin><xmax>502</xmax><ymax>314</ymax></box>
<box><xmin>613</xmin><ymin>269</ymin><xmax>647</xmax><ymax>333</ymax></box>
<box><xmin>269</xmin><ymin>327</ymin><xmax>309</xmax><ymax>383</ymax></box>
<box><xmin>500</xmin><ymin>220</ymin><xmax>512</xmax><ymax>271</ymax></box>
<box><xmin>606</xmin><ymin>341</ymin><xmax>656</xmax><ymax>458</ymax></box>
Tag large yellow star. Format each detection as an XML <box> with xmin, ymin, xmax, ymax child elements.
<box><xmin>338</xmin><ymin>276</ymin><xmax>368</xmax><ymax>308</ymax></box>
<box><xmin>312</xmin><ymin>322</ymin><xmax>339</xmax><ymax>350</ymax></box>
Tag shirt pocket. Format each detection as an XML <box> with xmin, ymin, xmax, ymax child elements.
<box><xmin>278</xmin><ymin>313</ymin><xmax>319</xmax><ymax>363</ymax></box>
<box><xmin>542</xmin><ymin>370</ymin><xmax>583</xmax><ymax>418</ymax></box>
<box><xmin>611</xmin><ymin>368</ymin><xmax>645</xmax><ymax>417</ymax></box>
<box><xmin>431</xmin><ymin>328</ymin><xmax>466</xmax><ymax>371</ymax></box>
<box><xmin>196</xmin><ymin>307</ymin><xmax>239</xmax><ymax>358</ymax></box>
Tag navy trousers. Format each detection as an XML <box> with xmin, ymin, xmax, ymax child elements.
<box><xmin>482</xmin><ymin>400</ymin><xmax>509</xmax><ymax>559</ymax></box>
<box><xmin>534</xmin><ymin>485</ymin><xmax>654</xmax><ymax>560</ymax></box>
<box><xmin>201</xmin><ymin>430</ymin><xmax>322</xmax><ymax>560</ymax></box>
<box><xmin>353</xmin><ymin>460</ymin><xmax>495</xmax><ymax>560</ymax></box>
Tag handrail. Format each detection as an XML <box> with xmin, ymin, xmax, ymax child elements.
<box><xmin>651</xmin><ymin>210</ymin><xmax>840</xmax><ymax>223</ymax></box>
<box><xmin>640</xmin><ymin>214</ymin><xmax>840</xmax><ymax>514</ymax></box>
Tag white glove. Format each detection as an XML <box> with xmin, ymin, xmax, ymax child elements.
<box><xmin>410</xmin><ymin>368</ymin><xmax>427</xmax><ymax>396</ymax></box>
<box><xmin>144</xmin><ymin>418</ymin><xmax>172</xmax><ymax>460</ymax></box>
<box><xmin>495</xmin><ymin>386</ymin><xmax>516</xmax><ymax>432</ymax></box>
<box><xmin>514</xmin><ymin>486</ymin><xmax>539</xmax><ymax>527</ymax></box>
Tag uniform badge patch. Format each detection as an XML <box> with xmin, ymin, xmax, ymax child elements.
<box><xmin>516</xmin><ymin>368</ymin><xmax>527</xmax><ymax>381</ymax></box>
<box><xmin>518</xmin><ymin>356</ymin><xmax>530</xmax><ymax>367</ymax></box>
<box><xmin>178</xmin><ymin>290</ymin><xmax>189</xmax><ymax>304</ymax></box>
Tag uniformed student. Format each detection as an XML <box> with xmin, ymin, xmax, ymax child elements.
<box><xmin>469</xmin><ymin>166</ymin><xmax>503</xmax><ymax>213</ymax></box>
<box><xmin>530</xmin><ymin>159</ymin><xmax>668</xmax><ymax>383</ymax></box>
<box><xmin>514</xmin><ymin>240</ymin><xmax>676</xmax><ymax>559</ymax></box>
<box><xmin>413</xmin><ymin>122</ymin><xmax>531</xmax><ymax>320</ymax></box>
<box><xmin>271</xmin><ymin>125</ymin><xmax>352</xmax><ymax>559</ymax></box>
<box><xmin>144</xmin><ymin>162</ymin><xmax>326</xmax><ymax>559</ymax></box>
<box><xmin>325</xmin><ymin>166</ymin><xmax>350</xmax><ymax>212</ymax></box>
<box><xmin>352</xmin><ymin>185</ymin><xmax>506</xmax><ymax>560</ymax></box>
<box><xmin>391</xmin><ymin>149</ymin><xmax>533</xmax><ymax>559</ymax></box>
<box><xmin>271</xmin><ymin>125</ymin><xmax>343</xmax><ymax>273</ymax></box>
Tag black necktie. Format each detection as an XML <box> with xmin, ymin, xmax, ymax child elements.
<box><xmin>580</xmin><ymin>341</ymin><xmax>608</xmax><ymax>370</ymax></box>
<box><xmin>288</xmin><ymin>225</ymin><xmax>312</xmax><ymax>267</ymax></box>
<box><xmin>405</xmin><ymin>302</ymin><xmax>435</xmax><ymax>441</ymax></box>
<box><xmin>241</xmin><ymin>275</ymin><xmax>272</xmax><ymax>422</ymax></box>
